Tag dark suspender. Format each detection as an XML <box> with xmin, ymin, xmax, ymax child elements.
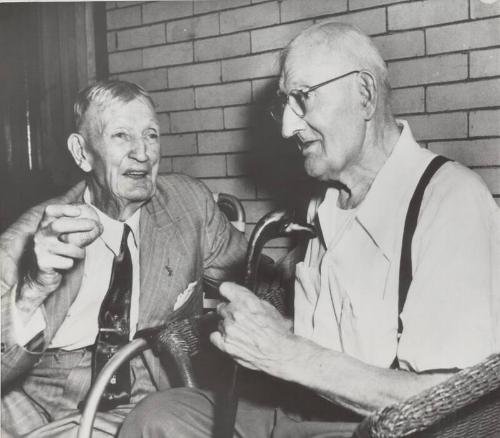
<box><xmin>391</xmin><ymin>155</ymin><xmax>450</xmax><ymax>369</ymax></box>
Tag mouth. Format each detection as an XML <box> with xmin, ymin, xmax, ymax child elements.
<box><xmin>123</xmin><ymin>169</ymin><xmax>150</xmax><ymax>179</ymax></box>
<box><xmin>296</xmin><ymin>137</ymin><xmax>317</xmax><ymax>154</ymax></box>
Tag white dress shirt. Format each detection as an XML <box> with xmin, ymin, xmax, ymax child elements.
<box><xmin>294</xmin><ymin>120</ymin><xmax>500</xmax><ymax>372</ymax></box>
<box><xmin>15</xmin><ymin>189</ymin><xmax>142</xmax><ymax>350</ymax></box>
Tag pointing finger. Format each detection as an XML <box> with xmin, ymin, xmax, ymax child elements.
<box><xmin>44</xmin><ymin>204</ymin><xmax>82</xmax><ymax>219</ymax></box>
<box><xmin>48</xmin><ymin>217</ymin><xmax>100</xmax><ymax>235</ymax></box>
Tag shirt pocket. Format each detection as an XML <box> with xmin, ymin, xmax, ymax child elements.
<box><xmin>329</xmin><ymin>224</ymin><xmax>394</xmax><ymax>366</ymax></box>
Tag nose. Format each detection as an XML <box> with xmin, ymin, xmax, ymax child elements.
<box><xmin>130</xmin><ymin>136</ymin><xmax>148</xmax><ymax>162</ymax></box>
<box><xmin>281</xmin><ymin>104</ymin><xmax>305</xmax><ymax>139</ymax></box>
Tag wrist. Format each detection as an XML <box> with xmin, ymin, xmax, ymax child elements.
<box><xmin>16</xmin><ymin>272</ymin><xmax>59</xmax><ymax>321</ymax></box>
<box><xmin>25</xmin><ymin>269</ymin><xmax>61</xmax><ymax>291</ymax></box>
<box><xmin>262</xmin><ymin>332</ymin><xmax>300</xmax><ymax>379</ymax></box>
<box><xmin>275</xmin><ymin>335</ymin><xmax>327</xmax><ymax>384</ymax></box>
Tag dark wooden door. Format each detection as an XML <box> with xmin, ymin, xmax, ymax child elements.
<box><xmin>0</xmin><ymin>3</ymin><xmax>107</xmax><ymax>231</ymax></box>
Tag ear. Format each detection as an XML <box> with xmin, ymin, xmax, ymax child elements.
<box><xmin>357</xmin><ymin>70</ymin><xmax>377</xmax><ymax>121</ymax></box>
<box><xmin>67</xmin><ymin>133</ymin><xmax>92</xmax><ymax>173</ymax></box>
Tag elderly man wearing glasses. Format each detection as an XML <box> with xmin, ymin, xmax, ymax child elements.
<box><xmin>120</xmin><ymin>21</ymin><xmax>500</xmax><ymax>438</ymax></box>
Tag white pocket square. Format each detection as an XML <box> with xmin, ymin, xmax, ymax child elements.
<box><xmin>173</xmin><ymin>280</ymin><xmax>198</xmax><ymax>311</ymax></box>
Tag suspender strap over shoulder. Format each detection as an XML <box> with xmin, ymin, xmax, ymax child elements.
<box><xmin>391</xmin><ymin>155</ymin><xmax>450</xmax><ymax>369</ymax></box>
<box><xmin>397</xmin><ymin>155</ymin><xmax>450</xmax><ymax>337</ymax></box>
<box><xmin>398</xmin><ymin>155</ymin><xmax>450</xmax><ymax>334</ymax></box>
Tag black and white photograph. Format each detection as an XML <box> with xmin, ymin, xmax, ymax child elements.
<box><xmin>1</xmin><ymin>0</ymin><xmax>499</xmax><ymax>437</ymax></box>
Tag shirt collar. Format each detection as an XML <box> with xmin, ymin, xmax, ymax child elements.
<box><xmin>316</xmin><ymin>187</ymin><xmax>358</xmax><ymax>249</ymax></box>
<box><xmin>314</xmin><ymin>120</ymin><xmax>436</xmax><ymax>259</ymax></box>
<box><xmin>354</xmin><ymin>119</ymin><xmax>436</xmax><ymax>259</ymax></box>
<box><xmin>83</xmin><ymin>188</ymin><xmax>141</xmax><ymax>256</ymax></box>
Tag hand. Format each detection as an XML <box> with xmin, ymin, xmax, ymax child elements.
<box><xmin>210</xmin><ymin>282</ymin><xmax>294</xmax><ymax>374</ymax></box>
<box><xmin>18</xmin><ymin>204</ymin><xmax>102</xmax><ymax>316</ymax></box>
<box><xmin>58</xmin><ymin>204</ymin><xmax>102</xmax><ymax>247</ymax></box>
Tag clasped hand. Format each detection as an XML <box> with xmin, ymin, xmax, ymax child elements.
<box><xmin>210</xmin><ymin>282</ymin><xmax>294</xmax><ymax>375</ymax></box>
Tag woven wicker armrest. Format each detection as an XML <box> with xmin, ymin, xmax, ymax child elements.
<box><xmin>136</xmin><ymin>312</ymin><xmax>219</xmax><ymax>388</ymax></box>
<box><xmin>354</xmin><ymin>353</ymin><xmax>500</xmax><ymax>438</ymax></box>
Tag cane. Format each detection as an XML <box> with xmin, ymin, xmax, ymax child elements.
<box><xmin>217</xmin><ymin>209</ymin><xmax>316</xmax><ymax>438</ymax></box>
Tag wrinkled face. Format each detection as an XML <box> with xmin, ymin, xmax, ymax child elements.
<box><xmin>81</xmin><ymin>97</ymin><xmax>160</xmax><ymax>211</ymax></box>
<box><xmin>279</xmin><ymin>43</ymin><xmax>366</xmax><ymax>182</ymax></box>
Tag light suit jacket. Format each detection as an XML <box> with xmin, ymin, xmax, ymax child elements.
<box><xmin>1</xmin><ymin>173</ymin><xmax>246</xmax><ymax>394</ymax></box>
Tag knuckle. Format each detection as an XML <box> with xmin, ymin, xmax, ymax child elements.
<box><xmin>33</xmin><ymin>242</ymin><xmax>44</xmax><ymax>259</ymax></box>
<box><xmin>224</xmin><ymin>324</ymin><xmax>236</xmax><ymax>338</ymax></box>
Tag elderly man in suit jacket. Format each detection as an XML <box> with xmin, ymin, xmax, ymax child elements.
<box><xmin>0</xmin><ymin>80</ymin><xmax>246</xmax><ymax>437</ymax></box>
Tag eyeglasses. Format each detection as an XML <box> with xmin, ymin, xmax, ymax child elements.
<box><xmin>269</xmin><ymin>70</ymin><xmax>360</xmax><ymax>123</ymax></box>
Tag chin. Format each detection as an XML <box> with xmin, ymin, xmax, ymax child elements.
<box><xmin>121</xmin><ymin>186</ymin><xmax>156</xmax><ymax>204</ymax></box>
<box><xmin>304</xmin><ymin>161</ymin><xmax>327</xmax><ymax>181</ymax></box>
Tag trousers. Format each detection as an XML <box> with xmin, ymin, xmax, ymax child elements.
<box><xmin>118</xmin><ymin>376</ymin><xmax>361</xmax><ymax>438</ymax></box>
<box><xmin>2</xmin><ymin>347</ymin><xmax>155</xmax><ymax>437</ymax></box>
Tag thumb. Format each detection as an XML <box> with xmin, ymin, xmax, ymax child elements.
<box><xmin>219</xmin><ymin>282</ymin><xmax>255</xmax><ymax>303</ymax></box>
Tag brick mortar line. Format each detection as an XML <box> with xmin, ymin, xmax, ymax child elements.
<box><xmin>384</xmin><ymin>4</ymin><xmax>388</xmax><ymax>32</ymax></box>
<box><xmin>415</xmin><ymin>136</ymin><xmax>499</xmax><ymax>143</ymax></box>
<box><xmin>428</xmin><ymin>136</ymin><xmax>500</xmax><ymax>142</ymax></box>
<box><xmin>165</xmin><ymin>128</ymin><xmax>253</xmax><ymax>135</ymax></box>
<box><xmin>111</xmin><ymin>68</ymin><xmax>279</xmax><ymax>84</ymax></box>
<box><xmin>112</xmin><ymin>60</ymin><xmax>224</xmax><ymax>74</ymax></box>
<box><xmin>136</xmin><ymin>4</ymin><xmax>284</xmax><ymax>31</ymax></box>
<box><xmin>118</xmin><ymin>89</ymin><xmax>499</xmax><ymax>115</ymax></box>
<box><xmin>407</xmin><ymin>13</ymin><xmax>500</xmax><ymax>31</ymax></box>
<box><xmin>110</xmin><ymin>49</ymin><xmax>280</xmax><ymax>70</ymax></box>
<box><xmin>109</xmin><ymin>5</ymin><xmax>399</xmax><ymax>36</ymax></box>
<box><xmin>160</xmin><ymin>134</ymin><xmax>500</xmax><ymax>150</ymax></box>
<box><xmin>391</xmin><ymin>75</ymin><xmax>500</xmax><ymax>89</ymax></box>
<box><xmin>386</xmin><ymin>52</ymin><xmax>480</xmax><ymax>63</ymax></box>
<box><xmin>410</xmin><ymin>107</ymin><xmax>500</xmax><ymax>114</ymax></box>
<box><xmin>423</xmin><ymin>27</ymin><xmax>427</xmax><ymax>56</ymax></box>
<box><xmin>424</xmin><ymin>106</ymin><xmax>500</xmax><ymax>113</ymax></box>
<box><xmin>108</xmin><ymin>12</ymin><xmax>498</xmax><ymax>54</ymax></box>
<box><xmin>107</xmin><ymin>27</ymin><xmax>499</xmax><ymax>56</ymax></box>
<box><xmin>467</xmin><ymin>50</ymin><xmax>471</xmax><ymax>80</ymax></box>
<box><xmin>347</xmin><ymin>0</ymin><xmax>414</xmax><ymax>13</ymax></box>
<box><xmin>163</xmin><ymin>152</ymin><xmax>251</xmax><ymax>159</ymax></box>
<box><xmin>107</xmin><ymin>47</ymin><xmax>499</xmax><ymax>76</ymax></box>
<box><xmin>107</xmin><ymin>8</ymin><xmax>500</xmax><ymax>35</ymax></box>
<box><xmin>134</xmin><ymin>1</ymin><xmax>282</xmax><ymax>23</ymax></box>
<box><xmin>469</xmin><ymin>165</ymin><xmax>500</xmax><ymax>170</ymax></box>
<box><xmin>163</xmin><ymin>102</ymin><xmax>500</xmax><ymax>116</ymax></box>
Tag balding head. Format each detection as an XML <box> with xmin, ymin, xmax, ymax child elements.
<box><xmin>281</xmin><ymin>22</ymin><xmax>392</xmax><ymax>117</ymax></box>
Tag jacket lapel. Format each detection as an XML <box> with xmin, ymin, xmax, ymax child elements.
<box><xmin>138</xmin><ymin>193</ymin><xmax>189</xmax><ymax>330</ymax></box>
<box><xmin>137</xmin><ymin>191</ymin><xmax>192</xmax><ymax>389</ymax></box>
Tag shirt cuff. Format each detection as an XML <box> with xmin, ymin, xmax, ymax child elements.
<box><xmin>11</xmin><ymin>290</ymin><xmax>46</xmax><ymax>347</ymax></box>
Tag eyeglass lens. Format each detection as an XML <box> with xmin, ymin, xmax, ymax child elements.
<box><xmin>270</xmin><ymin>91</ymin><xmax>305</xmax><ymax>122</ymax></box>
<box><xmin>270</xmin><ymin>70</ymin><xmax>361</xmax><ymax>123</ymax></box>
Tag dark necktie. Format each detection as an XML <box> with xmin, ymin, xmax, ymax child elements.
<box><xmin>92</xmin><ymin>223</ymin><xmax>133</xmax><ymax>411</ymax></box>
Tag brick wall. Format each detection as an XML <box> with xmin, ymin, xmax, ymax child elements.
<box><xmin>106</xmin><ymin>0</ymin><xmax>500</xmax><ymax>260</ymax></box>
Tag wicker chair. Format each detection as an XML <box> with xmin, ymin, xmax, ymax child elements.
<box><xmin>80</xmin><ymin>205</ymin><xmax>500</xmax><ymax>438</ymax></box>
<box><xmin>353</xmin><ymin>353</ymin><xmax>500</xmax><ymax>438</ymax></box>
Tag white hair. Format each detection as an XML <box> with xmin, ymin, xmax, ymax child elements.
<box><xmin>281</xmin><ymin>22</ymin><xmax>392</xmax><ymax>116</ymax></box>
<box><xmin>73</xmin><ymin>80</ymin><xmax>155</xmax><ymax>132</ymax></box>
